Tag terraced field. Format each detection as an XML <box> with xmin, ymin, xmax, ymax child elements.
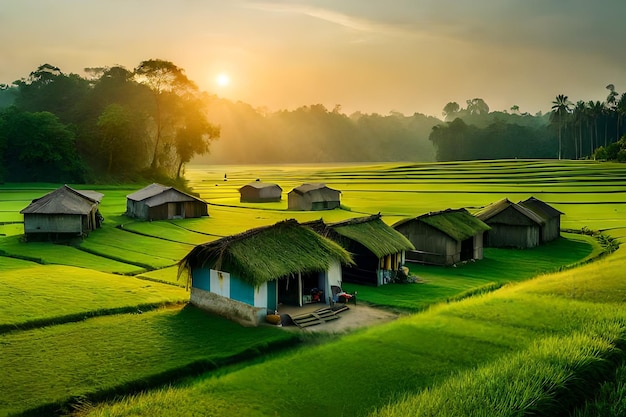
<box><xmin>1</xmin><ymin>159</ymin><xmax>625</xmax><ymax>416</ymax></box>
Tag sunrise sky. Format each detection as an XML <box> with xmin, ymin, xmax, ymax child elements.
<box><xmin>2</xmin><ymin>0</ymin><xmax>625</xmax><ymax>117</ymax></box>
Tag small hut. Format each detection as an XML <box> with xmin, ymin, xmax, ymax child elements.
<box><xmin>20</xmin><ymin>185</ymin><xmax>103</xmax><ymax>240</ymax></box>
<box><xmin>288</xmin><ymin>183</ymin><xmax>341</xmax><ymax>211</ymax></box>
<box><xmin>126</xmin><ymin>183</ymin><xmax>208</xmax><ymax>221</ymax></box>
<box><xmin>474</xmin><ymin>198</ymin><xmax>545</xmax><ymax>248</ymax></box>
<box><xmin>178</xmin><ymin>219</ymin><xmax>353</xmax><ymax>326</ymax></box>
<box><xmin>518</xmin><ymin>197</ymin><xmax>563</xmax><ymax>243</ymax></box>
<box><xmin>311</xmin><ymin>214</ymin><xmax>415</xmax><ymax>286</ymax></box>
<box><xmin>238</xmin><ymin>180</ymin><xmax>282</xmax><ymax>203</ymax></box>
<box><xmin>393</xmin><ymin>208</ymin><xmax>491</xmax><ymax>266</ymax></box>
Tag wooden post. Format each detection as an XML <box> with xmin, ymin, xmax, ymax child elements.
<box><xmin>298</xmin><ymin>272</ymin><xmax>302</xmax><ymax>307</ymax></box>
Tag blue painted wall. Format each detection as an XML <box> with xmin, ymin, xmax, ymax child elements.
<box><xmin>192</xmin><ymin>267</ymin><xmax>211</xmax><ymax>291</ymax></box>
<box><xmin>230</xmin><ymin>275</ymin><xmax>255</xmax><ymax>305</ymax></box>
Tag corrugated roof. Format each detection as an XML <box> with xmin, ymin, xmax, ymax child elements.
<box><xmin>239</xmin><ymin>181</ymin><xmax>282</xmax><ymax>191</ymax></box>
<box><xmin>127</xmin><ymin>183</ymin><xmax>206</xmax><ymax>206</ymax></box>
<box><xmin>126</xmin><ymin>183</ymin><xmax>171</xmax><ymax>201</ymax></box>
<box><xmin>518</xmin><ymin>197</ymin><xmax>564</xmax><ymax>220</ymax></box>
<box><xmin>394</xmin><ymin>208</ymin><xmax>491</xmax><ymax>241</ymax></box>
<box><xmin>328</xmin><ymin>214</ymin><xmax>415</xmax><ymax>258</ymax></box>
<box><xmin>179</xmin><ymin>219</ymin><xmax>353</xmax><ymax>287</ymax></box>
<box><xmin>290</xmin><ymin>183</ymin><xmax>341</xmax><ymax>195</ymax></box>
<box><xmin>474</xmin><ymin>198</ymin><xmax>545</xmax><ymax>225</ymax></box>
<box><xmin>20</xmin><ymin>185</ymin><xmax>102</xmax><ymax>215</ymax></box>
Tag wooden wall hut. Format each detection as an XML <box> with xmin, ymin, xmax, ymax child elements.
<box><xmin>312</xmin><ymin>214</ymin><xmax>415</xmax><ymax>286</ymax></box>
<box><xmin>474</xmin><ymin>198</ymin><xmax>545</xmax><ymax>248</ymax></box>
<box><xmin>126</xmin><ymin>183</ymin><xmax>208</xmax><ymax>221</ymax></box>
<box><xmin>238</xmin><ymin>180</ymin><xmax>282</xmax><ymax>203</ymax></box>
<box><xmin>20</xmin><ymin>185</ymin><xmax>103</xmax><ymax>240</ymax></box>
<box><xmin>518</xmin><ymin>196</ymin><xmax>563</xmax><ymax>243</ymax></box>
<box><xmin>288</xmin><ymin>183</ymin><xmax>341</xmax><ymax>211</ymax></box>
<box><xmin>393</xmin><ymin>208</ymin><xmax>491</xmax><ymax>266</ymax></box>
<box><xmin>178</xmin><ymin>219</ymin><xmax>353</xmax><ymax>326</ymax></box>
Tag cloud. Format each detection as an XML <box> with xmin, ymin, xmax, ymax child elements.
<box><xmin>243</xmin><ymin>1</ymin><xmax>416</xmax><ymax>37</ymax></box>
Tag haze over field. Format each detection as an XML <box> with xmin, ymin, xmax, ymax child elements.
<box><xmin>2</xmin><ymin>1</ymin><xmax>626</xmax><ymax>117</ymax></box>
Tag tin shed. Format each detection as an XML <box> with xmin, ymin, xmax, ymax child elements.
<box><xmin>474</xmin><ymin>198</ymin><xmax>545</xmax><ymax>248</ymax></box>
<box><xmin>20</xmin><ymin>185</ymin><xmax>103</xmax><ymax>240</ymax></box>
<box><xmin>518</xmin><ymin>196</ymin><xmax>563</xmax><ymax>243</ymax></box>
<box><xmin>126</xmin><ymin>183</ymin><xmax>208</xmax><ymax>221</ymax></box>
<box><xmin>239</xmin><ymin>181</ymin><xmax>282</xmax><ymax>203</ymax></box>
<box><xmin>288</xmin><ymin>183</ymin><xmax>341</xmax><ymax>211</ymax></box>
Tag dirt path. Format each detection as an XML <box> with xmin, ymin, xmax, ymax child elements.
<box><xmin>282</xmin><ymin>303</ymin><xmax>399</xmax><ymax>333</ymax></box>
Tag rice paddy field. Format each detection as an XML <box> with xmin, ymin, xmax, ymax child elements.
<box><xmin>1</xmin><ymin>159</ymin><xmax>625</xmax><ymax>416</ymax></box>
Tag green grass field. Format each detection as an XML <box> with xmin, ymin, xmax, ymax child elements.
<box><xmin>0</xmin><ymin>305</ymin><xmax>298</xmax><ymax>417</ymax></box>
<box><xmin>80</xmin><ymin>244</ymin><xmax>626</xmax><ymax>417</ymax></box>
<box><xmin>1</xmin><ymin>159</ymin><xmax>625</xmax><ymax>416</ymax></box>
<box><xmin>344</xmin><ymin>231</ymin><xmax>601</xmax><ymax>312</ymax></box>
<box><xmin>0</xmin><ymin>264</ymin><xmax>188</xmax><ymax>331</ymax></box>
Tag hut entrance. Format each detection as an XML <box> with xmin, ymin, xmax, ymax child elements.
<box><xmin>278</xmin><ymin>272</ymin><xmax>325</xmax><ymax>307</ymax></box>
<box><xmin>460</xmin><ymin>238</ymin><xmax>473</xmax><ymax>261</ymax></box>
<box><xmin>168</xmin><ymin>203</ymin><xmax>184</xmax><ymax>219</ymax></box>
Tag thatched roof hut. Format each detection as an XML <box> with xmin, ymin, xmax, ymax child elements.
<box><xmin>126</xmin><ymin>183</ymin><xmax>207</xmax><ymax>221</ymax></box>
<box><xmin>311</xmin><ymin>214</ymin><xmax>415</xmax><ymax>285</ymax></box>
<box><xmin>288</xmin><ymin>183</ymin><xmax>341</xmax><ymax>211</ymax></box>
<box><xmin>20</xmin><ymin>185</ymin><xmax>103</xmax><ymax>239</ymax></box>
<box><xmin>238</xmin><ymin>181</ymin><xmax>282</xmax><ymax>203</ymax></box>
<box><xmin>179</xmin><ymin>219</ymin><xmax>353</xmax><ymax>325</ymax></box>
<box><xmin>393</xmin><ymin>208</ymin><xmax>490</xmax><ymax>265</ymax></box>
<box><xmin>474</xmin><ymin>198</ymin><xmax>544</xmax><ymax>248</ymax></box>
<box><xmin>518</xmin><ymin>197</ymin><xmax>563</xmax><ymax>243</ymax></box>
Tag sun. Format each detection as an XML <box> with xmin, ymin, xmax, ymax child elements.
<box><xmin>216</xmin><ymin>73</ymin><xmax>230</xmax><ymax>87</ymax></box>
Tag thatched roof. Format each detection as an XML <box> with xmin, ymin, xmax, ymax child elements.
<box><xmin>474</xmin><ymin>198</ymin><xmax>545</xmax><ymax>225</ymax></box>
<box><xmin>20</xmin><ymin>185</ymin><xmax>102</xmax><ymax>215</ymax></box>
<box><xmin>394</xmin><ymin>208</ymin><xmax>491</xmax><ymax>241</ymax></box>
<box><xmin>179</xmin><ymin>219</ymin><xmax>353</xmax><ymax>287</ymax></box>
<box><xmin>518</xmin><ymin>197</ymin><xmax>564</xmax><ymax>220</ymax></box>
<box><xmin>127</xmin><ymin>183</ymin><xmax>206</xmax><ymax>207</ymax></box>
<box><xmin>326</xmin><ymin>214</ymin><xmax>415</xmax><ymax>258</ymax></box>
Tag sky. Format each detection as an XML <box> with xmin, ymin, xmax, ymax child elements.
<box><xmin>1</xmin><ymin>0</ymin><xmax>625</xmax><ymax>118</ymax></box>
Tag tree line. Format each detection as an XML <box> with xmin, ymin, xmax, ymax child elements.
<box><xmin>0</xmin><ymin>61</ymin><xmax>219</xmax><ymax>184</ymax></box>
<box><xmin>2</xmin><ymin>59</ymin><xmax>624</xmax><ymax>184</ymax></box>
<box><xmin>430</xmin><ymin>89</ymin><xmax>626</xmax><ymax>162</ymax></box>
<box><xmin>0</xmin><ymin>61</ymin><xmax>443</xmax><ymax>183</ymax></box>
<box><xmin>195</xmin><ymin>101</ymin><xmax>439</xmax><ymax>164</ymax></box>
<box><xmin>551</xmin><ymin>86</ymin><xmax>626</xmax><ymax>161</ymax></box>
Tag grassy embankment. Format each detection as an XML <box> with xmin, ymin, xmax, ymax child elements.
<box><xmin>78</xmin><ymin>240</ymin><xmax>626</xmax><ymax>417</ymax></box>
<box><xmin>69</xmin><ymin>160</ymin><xmax>626</xmax><ymax>417</ymax></box>
<box><xmin>0</xmin><ymin>160</ymin><xmax>625</xmax><ymax>416</ymax></box>
<box><xmin>345</xmin><ymin>231</ymin><xmax>601</xmax><ymax>312</ymax></box>
<box><xmin>0</xmin><ymin>305</ymin><xmax>298</xmax><ymax>417</ymax></box>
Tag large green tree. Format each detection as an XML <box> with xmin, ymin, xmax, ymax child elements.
<box><xmin>174</xmin><ymin>96</ymin><xmax>220</xmax><ymax>178</ymax></box>
<box><xmin>133</xmin><ymin>59</ymin><xmax>200</xmax><ymax>171</ymax></box>
<box><xmin>13</xmin><ymin>64</ymin><xmax>90</xmax><ymax>123</ymax></box>
<box><xmin>0</xmin><ymin>107</ymin><xmax>85</xmax><ymax>182</ymax></box>
<box><xmin>96</xmin><ymin>104</ymin><xmax>149</xmax><ymax>176</ymax></box>
<box><xmin>442</xmin><ymin>102</ymin><xmax>460</xmax><ymax>121</ymax></box>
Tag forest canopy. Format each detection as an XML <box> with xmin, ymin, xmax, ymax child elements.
<box><xmin>1</xmin><ymin>61</ymin><xmax>625</xmax><ymax>184</ymax></box>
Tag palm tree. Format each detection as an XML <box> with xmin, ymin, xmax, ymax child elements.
<box><xmin>588</xmin><ymin>100</ymin><xmax>604</xmax><ymax>157</ymax></box>
<box><xmin>572</xmin><ymin>100</ymin><xmax>587</xmax><ymax>159</ymax></box>
<box><xmin>551</xmin><ymin>94</ymin><xmax>572</xmax><ymax>159</ymax></box>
